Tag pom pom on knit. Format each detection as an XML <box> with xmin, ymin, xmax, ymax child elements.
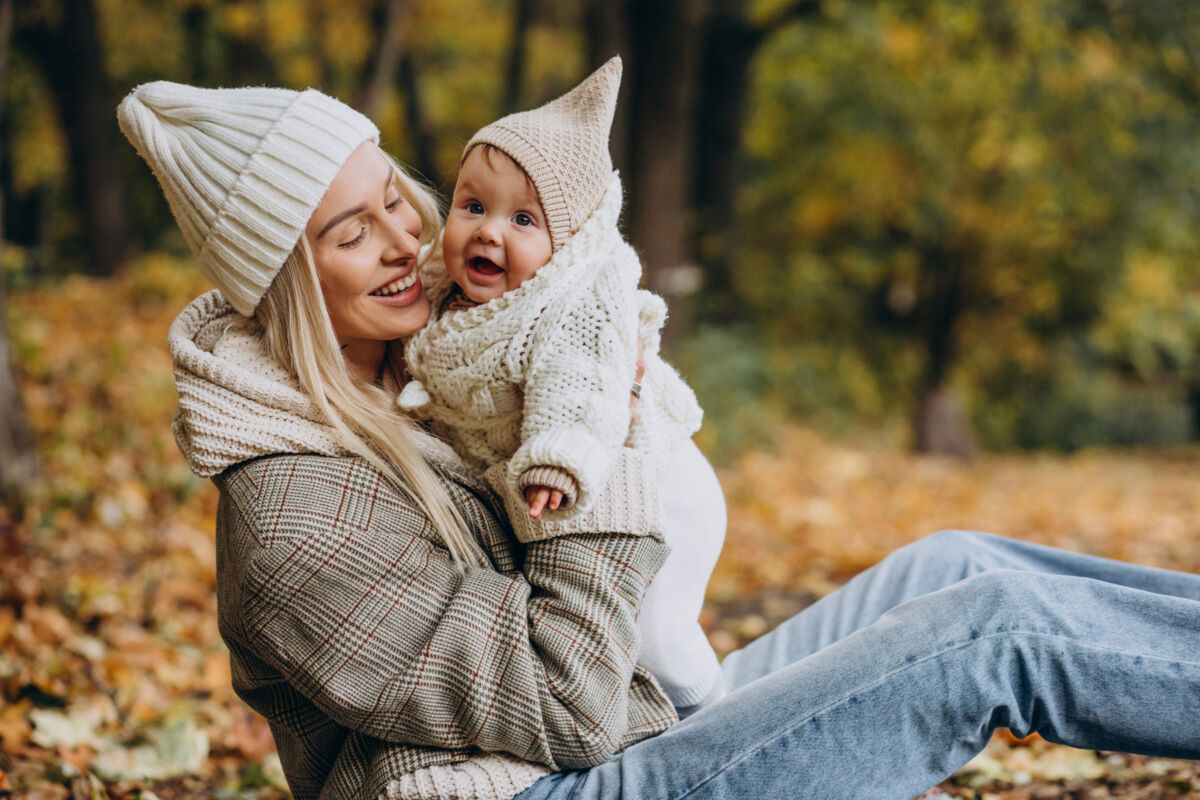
<box><xmin>117</xmin><ymin>81</ymin><xmax>379</xmax><ymax>315</ymax></box>
<box><xmin>397</xmin><ymin>380</ymin><xmax>433</xmax><ymax>410</ymax></box>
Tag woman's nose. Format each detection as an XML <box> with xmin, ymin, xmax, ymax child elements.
<box><xmin>381</xmin><ymin>207</ymin><xmax>420</xmax><ymax>261</ymax></box>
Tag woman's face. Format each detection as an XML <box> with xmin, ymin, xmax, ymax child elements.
<box><xmin>305</xmin><ymin>142</ymin><xmax>431</xmax><ymax>365</ymax></box>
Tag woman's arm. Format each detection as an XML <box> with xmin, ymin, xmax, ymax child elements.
<box><xmin>215</xmin><ymin>450</ymin><xmax>672</xmax><ymax>771</ymax></box>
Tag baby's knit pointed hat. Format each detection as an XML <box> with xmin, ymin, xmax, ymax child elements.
<box><xmin>466</xmin><ymin>56</ymin><xmax>621</xmax><ymax>251</ymax></box>
<box><xmin>117</xmin><ymin>82</ymin><xmax>379</xmax><ymax>315</ymax></box>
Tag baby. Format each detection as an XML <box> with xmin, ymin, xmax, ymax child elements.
<box><xmin>399</xmin><ymin>57</ymin><xmax>726</xmax><ymax>715</ymax></box>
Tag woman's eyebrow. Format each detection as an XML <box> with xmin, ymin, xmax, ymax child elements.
<box><xmin>315</xmin><ymin>170</ymin><xmax>396</xmax><ymax>240</ymax></box>
<box><xmin>315</xmin><ymin>204</ymin><xmax>366</xmax><ymax>239</ymax></box>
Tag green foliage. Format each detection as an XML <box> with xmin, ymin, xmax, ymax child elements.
<box><xmin>725</xmin><ymin>0</ymin><xmax>1200</xmax><ymax>448</ymax></box>
<box><xmin>968</xmin><ymin>342</ymin><xmax>1195</xmax><ymax>450</ymax></box>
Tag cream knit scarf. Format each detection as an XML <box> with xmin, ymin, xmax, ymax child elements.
<box><xmin>169</xmin><ymin>290</ymin><xmax>458</xmax><ymax>478</ymax></box>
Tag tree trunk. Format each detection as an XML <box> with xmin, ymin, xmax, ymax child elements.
<box><xmin>181</xmin><ymin>3</ymin><xmax>209</xmax><ymax>83</ymax></box>
<box><xmin>22</xmin><ymin>0</ymin><xmax>130</xmax><ymax>277</ymax></box>
<box><xmin>623</xmin><ymin>0</ymin><xmax>707</xmax><ymax>348</ymax></box>
<box><xmin>398</xmin><ymin>52</ymin><xmax>444</xmax><ymax>190</ymax></box>
<box><xmin>584</xmin><ymin>0</ymin><xmax>631</xmax><ymax>174</ymax></box>
<box><xmin>356</xmin><ymin>0</ymin><xmax>409</xmax><ymax>120</ymax></box>
<box><xmin>912</xmin><ymin>246</ymin><xmax>974</xmax><ymax>457</ymax></box>
<box><xmin>1186</xmin><ymin>381</ymin><xmax>1200</xmax><ymax>441</ymax></box>
<box><xmin>503</xmin><ymin>0</ymin><xmax>534</xmax><ymax>114</ymax></box>
<box><xmin>692</xmin><ymin>0</ymin><xmax>822</xmax><ymax>319</ymax></box>
<box><xmin>692</xmin><ymin>2</ymin><xmax>759</xmax><ymax>317</ymax></box>
<box><xmin>0</xmin><ymin>0</ymin><xmax>38</xmax><ymax>515</ymax></box>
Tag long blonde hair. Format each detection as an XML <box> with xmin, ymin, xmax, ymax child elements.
<box><xmin>252</xmin><ymin>155</ymin><xmax>490</xmax><ymax>570</ymax></box>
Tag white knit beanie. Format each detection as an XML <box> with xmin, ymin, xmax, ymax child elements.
<box><xmin>466</xmin><ymin>56</ymin><xmax>621</xmax><ymax>251</ymax></box>
<box><xmin>117</xmin><ymin>82</ymin><xmax>379</xmax><ymax>315</ymax></box>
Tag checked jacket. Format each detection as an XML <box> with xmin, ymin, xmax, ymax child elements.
<box><xmin>214</xmin><ymin>450</ymin><xmax>676</xmax><ymax>800</ymax></box>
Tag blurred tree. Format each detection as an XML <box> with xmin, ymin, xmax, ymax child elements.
<box><xmin>585</xmin><ymin>0</ymin><xmax>824</xmax><ymax>345</ymax></box>
<box><xmin>623</xmin><ymin>0</ymin><xmax>706</xmax><ymax>347</ymax></box>
<box><xmin>738</xmin><ymin>0</ymin><xmax>1200</xmax><ymax>452</ymax></box>
<box><xmin>18</xmin><ymin>0</ymin><xmax>130</xmax><ymax>276</ymax></box>
<box><xmin>398</xmin><ymin>48</ymin><xmax>443</xmax><ymax>187</ymax></box>
<box><xmin>0</xmin><ymin>0</ymin><xmax>38</xmax><ymax>512</ymax></box>
<box><xmin>693</xmin><ymin>0</ymin><xmax>822</xmax><ymax>317</ymax></box>
<box><xmin>356</xmin><ymin>0</ymin><xmax>409</xmax><ymax>120</ymax></box>
<box><xmin>503</xmin><ymin>0</ymin><xmax>534</xmax><ymax>113</ymax></box>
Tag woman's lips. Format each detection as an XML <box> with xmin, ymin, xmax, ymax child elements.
<box><xmin>368</xmin><ymin>271</ymin><xmax>423</xmax><ymax>306</ymax></box>
<box><xmin>370</xmin><ymin>271</ymin><xmax>418</xmax><ymax>296</ymax></box>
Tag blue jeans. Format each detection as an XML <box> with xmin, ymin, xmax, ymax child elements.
<box><xmin>514</xmin><ymin>531</ymin><xmax>1200</xmax><ymax>800</ymax></box>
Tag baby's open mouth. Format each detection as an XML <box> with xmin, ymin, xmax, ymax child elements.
<box><xmin>370</xmin><ymin>272</ymin><xmax>418</xmax><ymax>296</ymax></box>
<box><xmin>469</xmin><ymin>257</ymin><xmax>504</xmax><ymax>276</ymax></box>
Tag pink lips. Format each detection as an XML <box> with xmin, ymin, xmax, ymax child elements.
<box><xmin>371</xmin><ymin>275</ymin><xmax>423</xmax><ymax>307</ymax></box>
<box><xmin>469</xmin><ymin>256</ymin><xmax>504</xmax><ymax>277</ymax></box>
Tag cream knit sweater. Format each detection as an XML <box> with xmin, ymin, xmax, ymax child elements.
<box><xmin>399</xmin><ymin>173</ymin><xmax>702</xmax><ymax>517</ymax></box>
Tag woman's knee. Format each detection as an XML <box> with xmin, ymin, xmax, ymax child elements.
<box><xmin>885</xmin><ymin>529</ymin><xmax>990</xmax><ymax>577</ymax></box>
<box><xmin>949</xmin><ymin>569</ymin><xmax>1067</xmax><ymax>631</ymax></box>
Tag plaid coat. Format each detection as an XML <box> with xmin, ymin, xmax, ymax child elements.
<box><xmin>170</xmin><ymin>292</ymin><xmax>677</xmax><ymax>800</ymax></box>
<box><xmin>214</xmin><ymin>452</ymin><xmax>676</xmax><ymax>799</ymax></box>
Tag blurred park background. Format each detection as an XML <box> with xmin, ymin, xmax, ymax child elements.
<box><xmin>2</xmin><ymin>0</ymin><xmax>1200</xmax><ymax>797</ymax></box>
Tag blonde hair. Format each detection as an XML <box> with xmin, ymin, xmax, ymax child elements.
<box><xmin>251</xmin><ymin>153</ymin><xmax>490</xmax><ymax>570</ymax></box>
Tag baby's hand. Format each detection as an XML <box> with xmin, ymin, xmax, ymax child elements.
<box><xmin>525</xmin><ymin>486</ymin><xmax>565</xmax><ymax>519</ymax></box>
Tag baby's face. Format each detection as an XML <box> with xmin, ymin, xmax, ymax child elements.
<box><xmin>442</xmin><ymin>147</ymin><xmax>553</xmax><ymax>304</ymax></box>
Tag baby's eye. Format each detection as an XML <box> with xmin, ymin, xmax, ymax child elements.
<box><xmin>466</xmin><ymin>201</ymin><xmax>484</xmax><ymax>215</ymax></box>
<box><xmin>514</xmin><ymin>212</ymin><xmax>533</xmax><ymax>227</ymax></box>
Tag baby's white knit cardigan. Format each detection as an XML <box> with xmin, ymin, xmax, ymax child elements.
<box><xmin>399</xmin><ymin>173</ymin><xmax>702</xmax><ymax>517</ymax></box>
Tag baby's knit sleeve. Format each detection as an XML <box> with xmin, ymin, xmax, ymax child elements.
<box><xmin>507</xmin><ymin>264</ymin><xmax>639</xmax><ymax>518</ymax></box>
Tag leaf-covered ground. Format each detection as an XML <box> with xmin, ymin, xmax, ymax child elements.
<box><xmin>2</xmin><ymin>264</ymin><xmax>1198</xmax><ymax>799</ymax></box>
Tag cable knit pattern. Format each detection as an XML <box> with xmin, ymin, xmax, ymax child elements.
<box><xmin>400</xmin><ymin>173</ymin><xmax>703</xmax><ymax>520</ymax></box>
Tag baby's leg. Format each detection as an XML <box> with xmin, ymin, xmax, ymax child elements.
<box><xmin>637</xmin><ymin>439</ymin><xmax>726</xmax><ymax>710</ymax></box>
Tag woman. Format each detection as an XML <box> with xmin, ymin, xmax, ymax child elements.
<box><xmin>118</xmin><ymin>81</ymin><xmax>1200</xmax><ymax>800</ymax></box>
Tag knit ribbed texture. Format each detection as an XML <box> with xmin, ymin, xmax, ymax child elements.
<box><xmin>384</xmin><ymin>753</ymin><xmax>550</xmax><ymax>800</ymax></box>
<box><xmin>518</xmin><ymin>465</ymin><xmax>579</xmax><ymax>507</ymax></box>
<box><xmin>485</xmin><ymin>450</ymin><xmax>667</xmax><ymax>545</ymax></box>
<box><xmin>467</xmin><ymin>57</ymin><xmax>621</xmax><ymax>250</ymax></box>
<box><xmin>118</xmin><ymin>82</ymin><xmax>379</xmax><ymax>315</ymax></box>
<box><xmin>399</xmin><ymin>173</ymin><xmax>703</xmax><ymax>520</ymax></box>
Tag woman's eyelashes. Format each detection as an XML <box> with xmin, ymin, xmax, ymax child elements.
<box><xmin>337</xmin><ymin>194</ymin><xmax>405</xmax><ymax>248</ymax></box>
<box><xmin>339</xmin><ymin>227</ymin><xmax>366</xmax><ymax>249</ymax></box>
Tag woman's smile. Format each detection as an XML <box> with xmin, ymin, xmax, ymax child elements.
<box><xmin>369</xmin><ymin>270</ymin><xmax>423</xmax><ymax>304</ymax></box>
